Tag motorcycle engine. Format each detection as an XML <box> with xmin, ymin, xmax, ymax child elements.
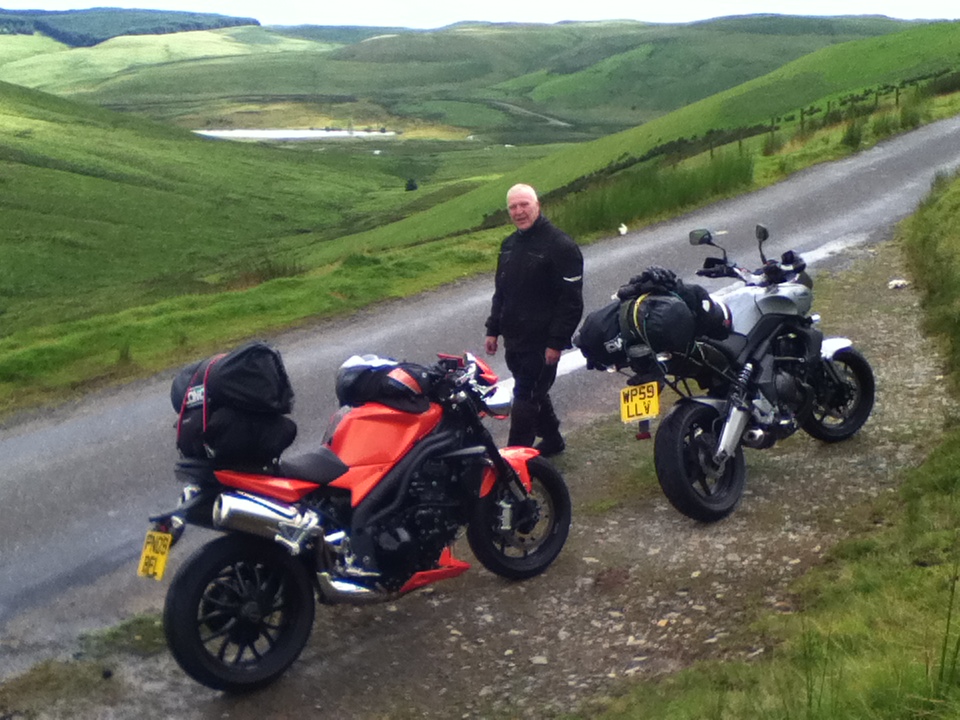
<box><xmin>774</xmin><ymin>368</ymin><xmax>804</xmax><ymax>407</ymax></box>
<box><xmin>372</xmin><ymin>459</ymin><xmax>464</xmax><ymax>589</ymax></box>
<box><xmin>774</xmin><ymin>331</ymin><xmax>817</xmax><ymax>414</ymax></box>
<box><xmin>745</xmin><ymin>332</ymin><xmax>814</xmax><ymax>447</ymax></box>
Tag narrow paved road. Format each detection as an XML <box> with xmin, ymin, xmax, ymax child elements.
<box><xmin>2</xmin><ymin>115</ymin><xmax>960</xmax><ymax>680</ymax></box>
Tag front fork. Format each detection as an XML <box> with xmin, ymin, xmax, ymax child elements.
<box><xmin>711</xmin><ymin>362</ymin><xmax>755</xmax><ymax>474</ymax></box>
<box><xmin>479</xmin><ymin>445</ymin><xmax>538</xmax><ymax>531</ymax></box>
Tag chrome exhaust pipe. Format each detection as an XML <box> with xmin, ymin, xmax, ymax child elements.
<box><xmin>212</xmin><ymin>491</ymin><xmax>300</xmax><ymax>540</ymax></box>
<box><xmin>316</xmin><ymin>572</ymin><xmax>389</xmax><ymax>604</ymax></box>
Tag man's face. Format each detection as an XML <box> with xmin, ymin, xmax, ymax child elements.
<box><xmin>507</xmin><ymin>190</ymin><xmax>540</xmax><ymax>231</ymax></box>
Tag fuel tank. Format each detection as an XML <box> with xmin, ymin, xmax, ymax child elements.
<box><xmin>720</xmin><ymin>282</ymin><xmax>813</xmax><ymax>334</ymax></box>
<box><xmin>327</xmin><ymin>402</ymin><xmax>444</xmax><ymax>505</ymax></box>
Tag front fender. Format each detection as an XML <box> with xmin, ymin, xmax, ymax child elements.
<box><xmin>479</xmin><ymin>446</ymin><xmax>537</xmax><ymax>497</ymax></box>
<box><xmin>821</xmin><ymin>337</ymin><xmax>854</xmax><ymax>359</ymax></box>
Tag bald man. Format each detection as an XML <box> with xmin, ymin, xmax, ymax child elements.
<box><xmin>484</xmin><ymin>184</ymin><xmax>584</xmax><ymax>456</ymax></box>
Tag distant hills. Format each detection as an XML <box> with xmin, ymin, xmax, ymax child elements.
<box><xmin>0</xmin><ymin>13</ymin><xmax>922</xmax><ymax>142</ymax></box>
<box><xmin>0</xmin><ymin>7</ymin><xmax>258</xmax><ymax>47</ymax></box>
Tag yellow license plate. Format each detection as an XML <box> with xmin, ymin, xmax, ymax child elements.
<box><xmin>619</xmin><ymin>381</ymin><xmax>660</xmax><ymax>423</ymax></box>
<box><xmin>137</xmin><ymin>530</ymin><xmax>173</xmax><ymax>581</ymax></box>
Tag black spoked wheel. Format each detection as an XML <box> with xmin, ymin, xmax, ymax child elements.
<box><xmin>654</xmin><ymin>400</ymin><xmax>746</xmax><ymax>523</ymax></box>
<box><xmin>801</xmin><ymin>347</ymin><xmax>875</xmax><ymax>442</ymax></box>
<box><xmin>467</xmin><ymin>456</ymin><xmax>571</xmax><ymax>580</ymax></box>
<box><xmin>163</xmin><ymin>535</ymin><xmax>316</xmax><ymax>693</ymax></box>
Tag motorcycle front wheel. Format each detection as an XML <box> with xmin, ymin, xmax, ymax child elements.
<box><xmin>467</xmin><ymin>456</ymin><xmax>571</xmax><ymax>580</ymax></box>
<box><xmin>654</xmin><ymin>400</ymin><xmax>746</xmax><ymax>522</ymax></box>
<box><xmin>163</xmin><ymin>534</ymin><xmax>316</xmax><ymax>693</ymax></box>
<box><xmin>801</xmin><ymin>347</ymin><xmax>875</xmax><ymax>442</ymax></box>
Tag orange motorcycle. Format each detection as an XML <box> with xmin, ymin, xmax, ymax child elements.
<box><xmin>139</xmin><ymin>344</ymin><xmax>571</xmax><ymax>692</ymax></box>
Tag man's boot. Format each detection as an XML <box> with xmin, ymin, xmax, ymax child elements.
<box><xmin>534</xmin><ymin>395</ymin><xmax>565</xmax><ymax>457</ymax></box>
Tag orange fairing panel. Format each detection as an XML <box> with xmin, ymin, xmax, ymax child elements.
<box><xmin>329</xmin><ymin>402</ymin><xmax>443</xmax><ymax>506</ymax></box>
<box><xmin>479</xmin><ymin>445</ymin><xmax>537</xmax><ymax>497</ymax></box>
<box><xmin>215</xmin><ymin>469</ymin><xmax>319</xmax><ymax>503</ymax></box>
<box><xmin>328</xmin><ymin>464</ymin><xmax>392</xmax><ymax>507</ymax></box>
<box><xmin>398</xmin><ymin>547</ymin><xmax>471</xmax><ymax>594</ymax></box>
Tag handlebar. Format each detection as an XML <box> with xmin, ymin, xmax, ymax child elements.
<box><xmin>696</xmin><ymin>266</ymin><xmax>729</xmax><ymax>279</ymax></box>
<box><xmin>430</xmin><ymin>352</ymin><xmax>500</xmax><ymax>402</ymax></box>
<box><xmin>688</xmin><ymin>225</ymin><xmax>808</xmax><ymax>288</ymax></box>
<box><xmin>697</xmin><ymin>250</ymin><xmax>807</xmax><ymax>287</ymax></box>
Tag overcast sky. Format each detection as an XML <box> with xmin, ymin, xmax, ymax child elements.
<box><xmin>0</xmin><ymin>1</ymin><xmax>956</xmax><ymax>28</ymax></box>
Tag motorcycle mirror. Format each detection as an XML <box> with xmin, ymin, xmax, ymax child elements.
<box><xmin>689</xmin><ymin>229</ymin><xmax>713</xmax><ymax>246</ymax></box>
<box><xmin>756</xmin><ymin>224</ymin><xmax>769</xmax><ymax>263</ymax></box>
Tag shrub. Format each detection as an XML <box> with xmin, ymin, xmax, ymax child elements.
<box><xmin>840</xmin><ymin>121</ymin><xmax>863</xmax><ymax>149</ymax></box>
<box><xmin>900</xmin><ymin>102</ymin><xmax>923</xmax><ymax>130</ymax></box>
<box><xmin>762</xmin><ymin>133</ymin><xmax>785</xmax><ymax>156</ymax></box>
<box><xmin>923</xmin><ymin>71</ymin><xmax>960</xmax><ymax>97</ymax></box>
<box><xmin>822</xmin><ymin>108</ymin><xmax>844</xmax><ymax>126</ymax></box>
<box><xmin>870</xmin><ymin>112</ymin><xmax>899</xmax><ymax>139</ymax></box>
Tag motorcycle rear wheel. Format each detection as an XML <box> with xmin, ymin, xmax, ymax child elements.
<box><xmin>654</xmin><ymin>400</ymin><xmax>746</xmax><ymax>522</ymax></box>
<box><xmin>163</xmin><ymin>534</ymin><xmax>316</xmax><ymax>693</ymax></box>
<box><xmin>801</xmin><ymin>347</ymin><xmax>875</xmax><ymax>442</ymax></box>
<box><xmin>467</xmin><ymin>456</ymin><xmax>571</xmax><ymax>580</ymax></box>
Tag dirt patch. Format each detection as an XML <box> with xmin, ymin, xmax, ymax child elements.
<box><xmin>0</xmin><ymin>240</ymin><xmax>947</xmax><ymax>720</ymax></box>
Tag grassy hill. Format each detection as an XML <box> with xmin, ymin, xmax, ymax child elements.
<box><xmin>0</xmin><ymin>79</ymin><xmax>418</xmax><ymax>330</ymax></box>
<box><xmin>0</xmin><ymin>7</ymin><xmax>258</xmax><ymax>47</ymax></box>
<box><xmin>284</xmin><ymin>20</ymin><xmax>960</xmax><ymax>261</ymax></box>
<box><xmin>0</xmin><ymin>32</ymin><xmax>63</xmax><ymax>65</ymax></box>
<box><xmin>0</xmin><ymin>77</ymin><xmax>560</xmax><ymax>348</ymax></box>
<box><xmin>1</xmin><ymin>18</ymin><xmax>960</xmax><ymax>413</ymax></box>
<box><xmin>0</xmin><ymin>26</ymin><xmax>331</xmax><ymax>93</ymax></box>
<box><xmin>0</xmin><ymin>16</ymin><xmax>914</xmax><ymax>142</ymax></box>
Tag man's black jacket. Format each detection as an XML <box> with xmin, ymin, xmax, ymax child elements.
<box><xmin>485</xmin><ymin>215</ymin><xmax>584</xmax><ymax>353</ymax></box>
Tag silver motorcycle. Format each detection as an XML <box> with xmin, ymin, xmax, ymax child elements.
<box><xmin>578</xmin><ymin>224</ymin><xmax>875</xmax><ymax>521</ymax></box>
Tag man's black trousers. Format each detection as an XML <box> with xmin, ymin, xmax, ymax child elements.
<box><xmin>504</xmin><ymin>348</ymin><xmax>561</xmax><ymax>448</ymax></box>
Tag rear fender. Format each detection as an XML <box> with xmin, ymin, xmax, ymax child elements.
<box><xmin>479</xmin><ymin>446</ymin><xmax>538</xmax><ymax>497</ymax></box>
<box><xmin>149</xmin><ymin>484</ymin><xmax>218</xmax><ymax>527</ymax></box>
<box><xmin>147</xmin><ymin>484</ymin><xmax>219</xmax><ymax>546</ymax></box>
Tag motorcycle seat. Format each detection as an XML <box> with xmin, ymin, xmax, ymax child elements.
<box><xmin>278</xmin><ymin>445</ymin><xmax>349</xmax><ymax>485</ymax></box>
<box><xmin>703</xmin><ymin>333</ymin><xmax>748</xmax><ymax>363</ymax></box>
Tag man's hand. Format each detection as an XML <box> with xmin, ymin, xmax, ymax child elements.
<box><xmin>545</xmin><ymin>347</ymin><xmax>561</xmax><ymax>365</ymax></box>
<box><xmin>485</xmin><ymin>336</ymin><xmax>499</xmax><ymax>356</ymax></box>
